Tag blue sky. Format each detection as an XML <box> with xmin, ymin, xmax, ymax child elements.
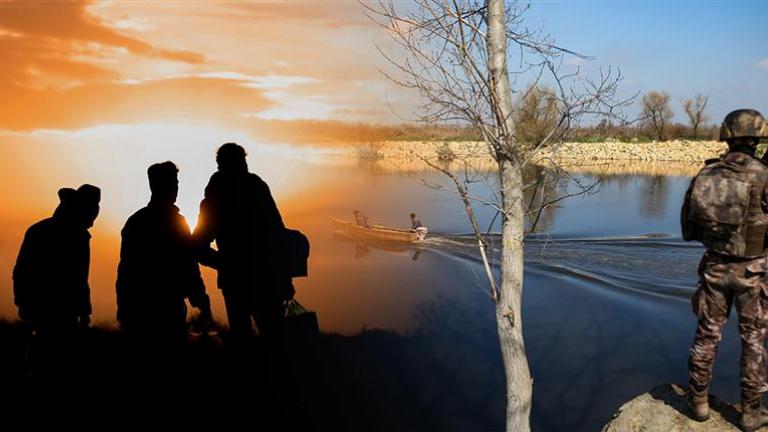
<box><xmin>525</xmin><ymin>0</ymin><xmax>768</xmax><ymax>124</ymax></box>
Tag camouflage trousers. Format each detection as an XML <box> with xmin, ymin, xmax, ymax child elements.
<box><xmin>689</xmin><ymin>251</ymin><xmax>768</xmax><ymax>406</ymax></box>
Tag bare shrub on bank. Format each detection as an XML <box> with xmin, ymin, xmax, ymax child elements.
<box><xmin>682</xmin><ymin>94</ymin><xmax>710</xmax><ymax>139</ymax></box>
<box><xmin>642</xmin><ymin>90</ymin><xmax>674</xmax><ymax>141</ymax></box>
<box><xmin>514</xmin><ymin>85</ymin><xmax>564</xmax><ymax>150</ymax></box>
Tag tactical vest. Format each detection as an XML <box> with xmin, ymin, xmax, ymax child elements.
<box><xmin>681</xmin><ymin>152</ymin><xmax>768</xmax><ymax>258</ymax></box>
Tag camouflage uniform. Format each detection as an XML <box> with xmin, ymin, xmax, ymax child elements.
<box><xmin>685</xmin><ymin>138</ymin><xmax>768</xmax><ymax>407</ymax></box>
<box><xmin>689</xmin><ymin>250</ymin><xmax>768</xmax><ymax>405</ymax></box>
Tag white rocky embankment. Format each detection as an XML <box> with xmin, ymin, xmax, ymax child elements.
<box><xmin>373</xmin><ymin>140</ymin><xmax>727</xmax><ymax>164</ymax></box>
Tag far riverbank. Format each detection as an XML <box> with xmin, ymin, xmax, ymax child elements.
<box><xmin>340</xmin><ymin>140</ymin><xmax>728</xmax><ymax>176</ymax></box>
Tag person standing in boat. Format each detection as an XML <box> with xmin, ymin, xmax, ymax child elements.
<box><xmin>353</xmin><ymin>210</ymin><xmax>371</xmax><ymax>228</ymax></box>
<box><xmin>410</xmin><ymin>212</ymin><xmax>423</xmax><ymax>230</ymax></box>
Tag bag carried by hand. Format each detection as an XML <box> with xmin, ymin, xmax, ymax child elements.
<box><xmin>285</xmin><ymin>299</ymin><xmax>319</xmax><ymax>340</ymax></box>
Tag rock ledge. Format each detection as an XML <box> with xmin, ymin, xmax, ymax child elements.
<box><xmin>602</xmin><ymin>383</ymin><xmax>768</xmax><ymax>431</ymax></box>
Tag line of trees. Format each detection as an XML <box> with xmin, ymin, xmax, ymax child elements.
<box><xmin>513</xmin><ymin>87</ymin><xmax>715</xmax><ymax>144</ymax></box>
<box><xmin>249</xmin><ymin>91</ymin><xmax>713</xmax><ymax>144</ymax></box>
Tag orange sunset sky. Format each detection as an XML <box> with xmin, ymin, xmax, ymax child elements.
<box><xmin>0</xmin><ymin>0</ymin><xmax>406</xmax><ymax>133</ymax></box>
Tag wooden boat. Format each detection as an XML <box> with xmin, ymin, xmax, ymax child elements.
<box><xmin>332</xmin><ymin>219</ymin><xmax>428</xmax><ymax>242</ymax></box>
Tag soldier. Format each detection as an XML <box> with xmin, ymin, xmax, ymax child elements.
<box><xmin>682</xmin><ymin>109</ymin><xmax>768</xmax><ymax>431</ymax></box>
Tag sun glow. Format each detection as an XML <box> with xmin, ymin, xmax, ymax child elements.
<box><xmin>1</xmin><ymin>122</ymin><xmax>324</xmax><ymax>231</ymax></box>
<box><xmin>0</xmin><ymin>120</ymin><xmax>334</xmax><ymax>323</ymax></box>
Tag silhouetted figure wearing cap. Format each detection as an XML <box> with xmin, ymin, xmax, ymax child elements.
<box><xmin>13</xmin><ymin>184</ymin><xmax>100</xmax><ymax>386</ymax></box>
<box><xmin>116</xmin><ymin>162</ymin><xmax>211</xmax><ymax>390</ymax></box>
<box><xmin>117</xmin><ymin>162</ymin><xmax>211</xmax><ymax>339</ymax></box>
<box><xmin>13</xmin><ymin>184</ymin><xmax>100</xmax><ymax>333</ymax></box>
<box><xmin>194</xmin><ymin>144</ymin><xmax>293</xmax><ymax>347</ymax></box>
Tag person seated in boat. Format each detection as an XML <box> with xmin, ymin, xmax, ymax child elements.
<box><xmin>410</xmin><ymin>212</ymin><xmax>423</xmax><ymax>230</ymax></box>
<box><xmin>353</xmin><ymin>210</ymin><xmax>371</xmax><ymax>228</ymax></box>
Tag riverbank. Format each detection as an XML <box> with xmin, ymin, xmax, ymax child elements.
<box><xmin>370</xmin><ymin>140</ymin><xmax>726</xmax><ymax>163</ymax></box>
<box><xmin>342</xmin><ymin>140</ymin><xmax>727</xmax><ymax>176</ymax></box>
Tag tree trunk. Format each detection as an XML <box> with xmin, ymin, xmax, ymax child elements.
<box><xmin>487</xmin><ymin>1</ymin><xmax>534</xmax><ymax>430</ymax></box>
<box><xmin>498</xmin><ymin>157</ymin><xmax>533</xmax><ymax>432</ymax></box>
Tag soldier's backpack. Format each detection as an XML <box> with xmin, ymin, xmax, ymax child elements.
<box><xmin>681</xmin><ymin>152</ymin><xmax>768</xmax><ymax>258</ymax></box>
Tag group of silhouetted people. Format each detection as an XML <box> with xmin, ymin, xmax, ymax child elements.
<box><xmin>12</xmin><ymin>143</ymin><xmax>304</xmax><ymax>395</ymax></box>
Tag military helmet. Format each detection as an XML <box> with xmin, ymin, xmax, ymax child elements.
<box><xmin>719</xmin><ymin>109</ymin><xmax>768</xmax><ymax>142</ymax></box>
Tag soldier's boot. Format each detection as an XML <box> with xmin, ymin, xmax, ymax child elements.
<box><xmin>687</xmin><ymin>383</ymin><xmax>710</xmax><ymax>422</ymax></box>
<box><xmin>740</xmin><ymin>401</ymin><xmax>768</xmax><ymax>432</ymax></box>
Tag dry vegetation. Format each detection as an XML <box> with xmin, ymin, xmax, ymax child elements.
<box><xmin>250</xmin><ymin>89</ymin><xmax>718</xmax><ymax>145</ymax></box>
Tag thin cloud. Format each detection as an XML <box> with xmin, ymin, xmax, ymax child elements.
<box><xmin>754</xmin><ymin>59</ymin><xmax>768</xmax><ymax>70</ymax></box>
<box><xmin>0</xmin><ymin>77</ymin><xmax>273</xmax><ymax>131</ymax></box>
<box><xmin>0</xmin><ymin>0</ymin><xmax>205</xmax><ymax>90</ymax></box>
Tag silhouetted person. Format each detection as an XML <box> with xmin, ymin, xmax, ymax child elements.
<box><xmin>117</xmin><ymin>162</ymin><xmax>211</xmax><ymax>339</ymax></box>
<box><xmin>116</xmin><ymin>162</ymin><xmax>212</xmax><ymax>392</ymax></box>
<box><xmin>13</xmin><ymin>184</ymin><xmax>100</xmax><ymax>386</ymax></box>
<box><xmin>193</xmin><ymin>143</ymin><xmax>296</xmax><ymax>424</ymax></box>
<box><xmin>13</xmin><ymin>184</ymin><xmax>100</xmax><ymax>333</ymax></box>
<box><xmin>410</xmin><ymin>212</ymin><xmax>423</xmax><ymax>230</ymax></box>
<box><xmin>194</xmin><ymin>143</ymin><xmax>293</xmax><ymax>347</ymax></box>
<box><xmin>353</xmin><ymin>209</ymin><xmax>370</xmax><ymax>228</ymax></box>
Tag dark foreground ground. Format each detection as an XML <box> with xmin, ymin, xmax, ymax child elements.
<box><xmin>0</xmin><ymin>319</ymin><xmax>505</xmax><ymax>430</ymax></box>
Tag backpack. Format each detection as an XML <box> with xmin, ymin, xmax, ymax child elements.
<box><xmin>285</xmin><ymin>228</ymin><xmax>310</xmax><ymax>277</ymax></box>
<box><xmin>681</xmin><ymin>152</ymin><xmax>768</xmax><ymax>258</ymax></box>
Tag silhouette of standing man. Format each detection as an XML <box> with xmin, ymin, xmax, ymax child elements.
<box><xmin>116</xmin><ymin>162</ymin><xmax>211</xmax><ymax>340</ymax></box>
<box><xmin>13</xmin><ymin>184</ymin><xmax>100</xmax><ymax>386</ymax></box>
<box><xmin>194</xmin><ymin>143</ymin><xmax>293</xmax><ymax>349</ymax></box>
<box><xmin>14</xmin><ymin>184</ymin><xmax>100</xmax><ymax>334</ymax></box>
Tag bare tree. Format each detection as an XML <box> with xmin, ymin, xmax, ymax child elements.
<box><xmin>364</xmin><ymin>1</ymin><xmax>626</xmax><ymax>430</ymax></box>
<box><xmin>641</xmin><ymin>90</ymin><xmax>673</xmax><ymax>141</ymax></box>
<box><xmin>682</xmin><ymin>94</ymin><xmax>709</xmax><ymax>139</ymax></box>
<box><xmin>514</xmin><ymin>84</ymin><xmax>563</xmax><ymax>147</ymax></box>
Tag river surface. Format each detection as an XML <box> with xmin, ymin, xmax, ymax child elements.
<box><xmin>0</xmin><ymin>131</ymin><xmax>737</xmax><ymax>430</ymax></box>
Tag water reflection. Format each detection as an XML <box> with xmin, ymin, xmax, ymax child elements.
<box><xmin>640</xmin><ymin>175</ymin><xmax>672</xmax><ymax>218</ymax></box>
<box><xmin>332</xmin><ymin>232</ymin><xmax>424</xmax><ymax>261</ymax></box>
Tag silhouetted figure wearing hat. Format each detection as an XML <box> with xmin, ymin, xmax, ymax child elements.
<box><xmin>117</xmin><ymin>162</ymin><xmax>211</xmax><ymax>338</ymax></box>
<box><xmin>14</xmin><ymin>184</ymin><xmax>100</xmax><ymax>333</ymax></box>
<box><xmin>116</xmin><ymin>162</ymin><xmax>212</xmax><ymax>391</ymax></box>
<box><xmin>13</xmin><ymin>184</ymin><xmax>100</xmax><ymax>386</ymax></box>
<box><xmin>194</xmin><ymin>144</ymin><xmax>293</xmax><ymax>347</ymax></box>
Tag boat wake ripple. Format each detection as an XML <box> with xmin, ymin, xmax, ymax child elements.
<box><xmin>421</xmin><ymin>233</ymin><xmax>703</xmax><ymax>303</ymax></box>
